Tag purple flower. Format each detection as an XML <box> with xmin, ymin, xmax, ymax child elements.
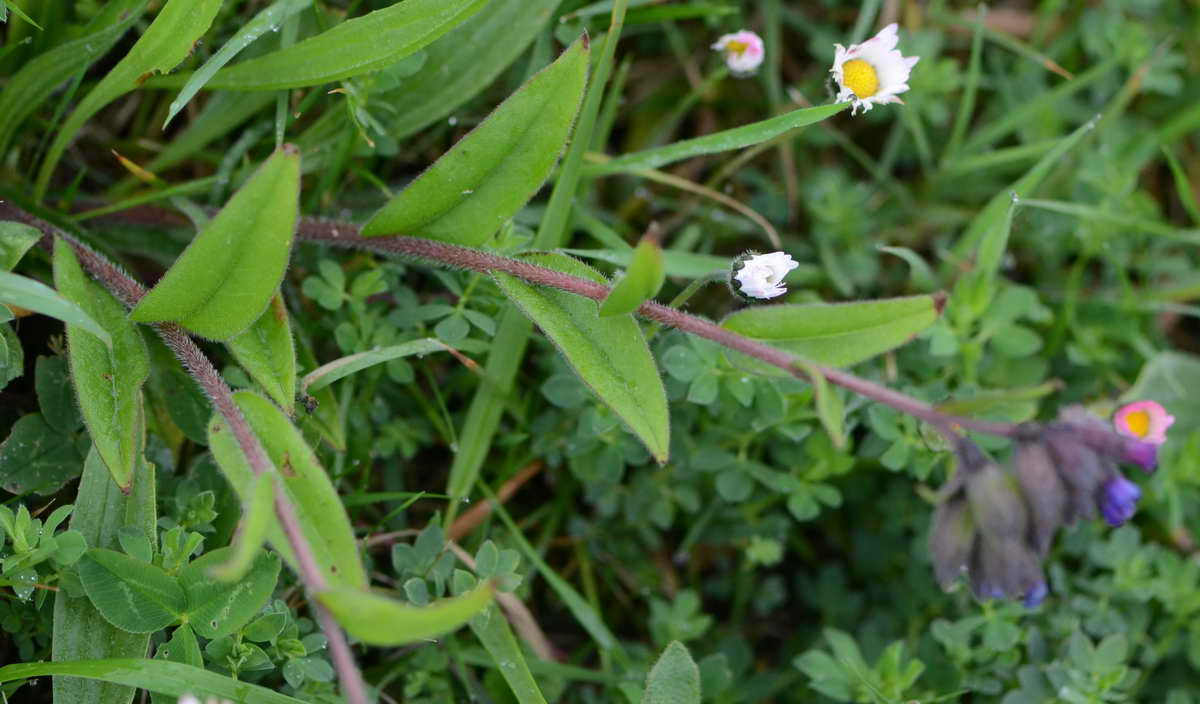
<box><xmin>1122</xmin><ymin>439</ymin><xmax>1159</xmax><ymax>472</ymax></box>
<box><xmin>1024</xmin><ymin>581</ymin><xmax>1049</xmax><ymax>607</ymax></box>
<box><xmin>1099</xmin><ymin>476</ymin><xmax>1141</xmax><ymax>526</ymax></box>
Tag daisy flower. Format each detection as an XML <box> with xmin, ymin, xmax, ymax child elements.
<box><xmin>712</xmin><ymin>30</ymin><xmax>765</xmax><ymax>76</ymax></box>
<box><xmin>830</xmin><ymin>23</ymin><xmax>919</xmax><ymax>115</ymax></box>
<box><xmin>1113</xmin><ymin>400</ymin><xmax>1175</xmax><ymax>445</ymax></box>
<box><xmin>731</xmin><ymin>251</ymin><xmax>799</xmax><ymax>300</ymax></box>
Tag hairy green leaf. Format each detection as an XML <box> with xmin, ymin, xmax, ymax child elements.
<box><xmin>318</xmin><ymin>581</ymin><xmax>493</xmax><ymax>646</ymax></box>
<box><xmin>493</xmin><ymin>252</ymin><xmax>670</xmax><ymax>462</ymax></box>
<box><xmin>362</xmin><ymin>36</ymin><xmax>590</xmax><ymax>245</ymax></box>
<box><xmin>130</xmin><ymin>147</ymin><xmax>300</xmax><ymax>340</ymax></box>
<box><xmin>210</xmin><ymin>474</ymin><xmax>276</xmax><ymax>582</ymax></box>
<box><xmin>599</xmin><ymin>232</ymin><xmax>665</xmax><ymax>316</ymax></box>
<box><xmin>645</xmin><ymin>641</ymin><xmax>702</xmax><ymax>704</ymax></box>
<box><xmin>226</xmin><ymin>294</ymin><xmax>296</xmax><ymax>412</ymax></box>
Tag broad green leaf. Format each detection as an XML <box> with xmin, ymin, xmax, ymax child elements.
<box><xmin>0</xmin><ymin>413</ymin><xmax>83</xmax><ymax>495</ymax></box>
<box><xmin>164</xmin><ymin>0</ymin><xmax>310</xmax><ymax>126</ymax></box>
<box><xmin>78</xmin><ymin>548</ymin><xmax>186</xmax><ymax>633</ymax></box>
<box><xmin>492</xmin><ymin>252</ymin><xmax>670</xmax><ymax>462</ymax></box>
<box><xmin>163</xmin><ymin>0</ymin><xmax>487</xmax><ymax>91</ymax></box>
<box><xmin>0</xmin><ymin>323</ymin><xmax>22</xmax><ymax>389</ymax></box>
<box><xmin>226</xmin><ymin>293</ymin><xmax>297</xmax><ymax>412</ymax></box>
<box><xmin>179</xmin><ymin>547</ymin><xmax>280</xmax><ymax>639</ymax></box>
<box><xmin>300</xmin><ymin>338</ymin><xmax>447</xmax><ymax>392</ymax></box>
<box><xmin>130</xmin><ymin>147</ymin><xmax>300</xmax><ymax>340</ymax></box>
<box><xmin>53</xmin><ymin>448</ymin><xmax>156</xmax><ymax>704</ymax></box>
<box><xmin>156</xmin><ymin>624</ymin><xmax>203</xmax><ymax>668</ymax></box>
<box><xmin>0</xmin><ymin>270</ymin><xmax>112</xmax><ymax>345</ymax></box>
<box><xmin>1</xmin><ymin>660</ymin><xmax>308</xmax><ymax>703</ymax></box>
<box><xmin>34</xmin><ymin>0</ymin><xmax>223</xmax><ymax>198</ymax></box>
<box><xmin>361</xmin><ymin>36</ymin><xmax>590</xmax><ymax>245</ymax></box>
<box><xmin>210</xmin><ymin>474</ymin><xmax>276</xmax><ymax>582</ymax></box>
<box><xmin>469</xmin><ymin>601</ymin><xmax>549</xmax><ymax>704</ymax></box>
<box><xmin>0</xmin><ymin>0</ymin><xmax>147</xmax><ymax>155</ymax></box>
<box><xmin>207</xmin><ymin>390</ymin><xmax>367</xmax><ymax>588</ymax></box>
<box><xmin>317</xmin><ymin>580</ymin><xmax>493</xmax><ymax>646</ymax></box>
<box><xmin>584</xmin><ymin>102</ymin><xmax>849</xmax><ymax>176</ymax></box>
<box><xmin>387</xmin><ymin>0</ymin><xmax>563</xmax><ymax>139</ymax></box>
<box><xmin>36</xmin><ymin>355</ymin><xmax>82</xmax><ymax>433</ymax></box>
<box><xmin>0</xmin><ymin>221</ymin><xmax>41</xmax><ymax>271</ymax></box>
<box><xmin>645</xmin><ymin>641</ymin><xmax>702</xmax><ymax>704</ymax></box>
<box><xmin>599</xmin><ymin>232</ymin><xmax>665</xmax><ymax>317</ymax></box>
<box><xmin>54</xmin><ymin>241</ymin><xmax>149</xmax><ymax>490</ymax></box>
<box><xmin>720</xmin><ymin>294</ymin><xmax>944</xmax><ymax>372</ymax></box>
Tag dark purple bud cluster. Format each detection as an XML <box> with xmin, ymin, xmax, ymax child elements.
<box><xmin>928</xmin><ymin>406</ymin><xmax>1159</xmax><ymax>607</ymax></box>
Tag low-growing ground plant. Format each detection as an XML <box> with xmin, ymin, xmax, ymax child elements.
<box><xmin>1</xmin><ymin>1</ymin><xmax>1198</xmax><ymax>703</ymax></box>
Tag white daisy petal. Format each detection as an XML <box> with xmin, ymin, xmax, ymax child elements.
<box><xmin>828</xmin><ymin>23</ymin><xmax>919</xmax><ymax>116</ymax></box>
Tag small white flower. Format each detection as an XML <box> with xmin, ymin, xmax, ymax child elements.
<box><xmin>712</xmin><ymin>30</ymin><xmax>765</xmax><ymax>76</ymax></box>
<box><xmin>177</xmin><ymin>695</ymin><xmax>232</xmax><ymax>704</ymax></box>
<box><xmin>830</xmin><ymin>23</ymin><xmax>919</xmax><ymax>115</ymax></box>
<box><xmin>733</xmin><ymin>252</ymin><xmax>799</xmax><ymax>300</ymax></box>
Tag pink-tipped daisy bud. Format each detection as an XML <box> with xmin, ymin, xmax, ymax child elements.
<box><xmin>712</xmin><ymin>30</ymin><xmax>765</xmax><ymax>76</ymax></box>
<box><xmin>729</xmin><ymin>251</ymin><xmax>799</xmax><ymax>301</ymax></box>
<box><xmin>1113</xmin><ymin>400</ymin><xmax>1174</xmax><ymax>445</ymax></box>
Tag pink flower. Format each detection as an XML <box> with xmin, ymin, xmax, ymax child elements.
<box><xmin>712</xmin><ymin>30</ymin><xmax>765</xmax><ymax>76</ymax></box>
<box><xmin>1113</xmin><ymin>400</ymin><xmax>1175</xmax><ymax>445</ymax></box>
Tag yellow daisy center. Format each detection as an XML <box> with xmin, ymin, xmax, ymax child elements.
<box><xmin>725</xmin><ymin>40</ymin><xmax>748</xmax><ymax>55</ymax></box>
<box><xmin>1125</xmin><ymin>410</ymin><xmax>1150</xmax><ymax>438</ymax></box>
<box><xmin>842</xmin><ymin>59</ymin><xmax>879</xmax><ymax>99</ymax></box>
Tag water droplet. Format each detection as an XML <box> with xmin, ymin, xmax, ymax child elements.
<box><xmin>461</xmin><ymin>497</ymin><xmax>471</xmax><ymax>504</ymax></box>
<box><xmin>461</xmin><ymin>189</ymin><xmax>474</xmax><ymax>195</ymax></box>
<box><xmin>448</xmin><ymin>116</ymin><xmax>458</xmax><ymax>126</ymax></box>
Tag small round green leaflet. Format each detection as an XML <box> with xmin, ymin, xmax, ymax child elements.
<box><xmin>53</xmin><ymin>241</ymin><xmax>150</xmax><ymax>491</ymax></box>
<box><xmin>720</xmin><ymin>294</ymin><xmax>944</xmax><ymax>374</ymax></box>
<box><xmin>492</xmin><ymin>252</ymin><xmax>670</xmax><ymax>463</ymax></box>
<box><xmin>207</xmin><ymin>390</ymin><xmax>367</xmax><ymax>589</ymax></box>
<box><xmin>317</xmin><ymin>580</ymin><xmax>493</xmax><ymax>646</ymax></box>
<box><xmin>130</xmin><ymin>146</ymin><xmax>300</xmax><ymax>340</ymax></box>
<box><xmin>599</xmin><ymin>232</ymin><xmax>665</xmax><ymax>317</ymax></box>
<box><xmin>361</xmin><ymin>36</ymin><xmax>590</xmax><ymax>245</ymax></box>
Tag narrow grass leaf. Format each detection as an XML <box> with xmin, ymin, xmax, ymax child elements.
<box><xmin>210</xmin><ymin>474</ymin><xmax>276</xmax><ymax>582</ymax></box>
<box><xmin>171</xmin><ymin>0</ymin><xmax>487</xmax><ymax>91</ymax></box>
<box><xmin>1163</xmin><ymin>146</ymin><xmax>1200</xmax><ymax>226</ymax></box>
<box><xmin>565</xmin><ymin>248</ymin><xmax>736</xmax><ymax>280</ymax></box>
<box><xmin>226</xmin><ymin>293</ymin><xmax>296</xmax><ymax>412</ymax></box>
<box><xmin>77</xmin><ymin>549</ymin><xmax>186</xmax><ymax>633</ymax></box>
<box><xmin>645</xmin><ymin>641</ymin><xmax>702</xmax><ymax>704</ymax></box>
<box><xmin>53</xmin><ymin>448</ymin><xmax>155</xmax><ymax>703</ymax></box>
<box><xmin>53</xmin><ymin>241</ymin><xmax>149</xmax><ymax>490</ymax></box>
<box><xmin>599</xmin><ymin>231</ymin><xmax>665</xmax><ymax>316</ymax></box>
<box><xmin>207</xmin><ymin>390</ymin><xmax>367</xmax><ymax>589</ymax></box>
<box><xmin>179</xmin><ymin>547</ymin><xmax>280</xmax><ymax>639</ymax></box>
<box><xmin>0</xmin><ymin>660</ymin><xmax>308</xmax><ymax>703</ymax></box>
<box><xmin>301</xmin><ymin>338</ymin><xmax>447</xmax><ymax>392</ymax></box>
<box><xmin>318</xmin><ymin>581</ymin><xmax>493</xmax><ymax>646</ymax></box>
<box><xmin>388</xmin><ymin>0</ymin><xmax>563</xmax><ymax>139</ymax></box>
<box><xmin>0</xmin><ymin>270</ymin><xmax>111</xmax><ymax>345</ymax></box>
<box><xmin>164</xmin><ymin>0</ymin><xmax>310</xmax><ymax>127</ymax></box>
<box><xmin>493</xmin><ymin>252</ymin><xmax>670</xmax><ymax>462</ymax></box>
<box><xmin>721</xmin><ymin>294</ymin><xmax>943</xmax><ymax>371</ymax></box>
<box><xmin>362</xmin><ymin>36</ymin><xmax>589</xmax><ymax>245</ymax></box>
<box><xmin>130</xmin><ymin>146</ymin><xmax>300</xmax><ymax>340</ymax></box>
<box><xmin>34</xmin><ymin>0</ymin><xmax>223</xmax><ymax>198</ymax></box>
<box><xmin>470</xmin><ymin>603</ymin><xmax>549</xmax><ymax>704</ymax></box>
<box><xmin>585</xmin><ymin>102</ymin><xmax>848</xmax><ymax>176</ymax></box>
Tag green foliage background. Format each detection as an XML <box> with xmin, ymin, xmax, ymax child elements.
<box><xmin>2</xmin><ymin>0</ymin><xmax>1200</xmax><ymax>702</ymax></box>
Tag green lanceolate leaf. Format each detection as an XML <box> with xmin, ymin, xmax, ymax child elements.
<box><xmin>1</xmin><ymin>660</ymin><xmax>308</xmax><ymax>704</ymax></box>
<box><xmin>599</xmin><ymin>230</ymin><xmax>665</xmax><ymax>316</ymax></box>
<box><xmin>317</xmin><ymin>580</ymin><xmax>493</xmax><ymax>646</ymax></box>
<box><xmin>492</xmin><ymin>252</ymin><xmax>670</xmax><ymax>462</ymax></box>
<box><xmin>53</xmin><ymin>241</ymin><xmax>150</xmax><ymax>490</ymax></box>
<box><xmin>54</xmin><ymin>448</ymin><xmax>156</xmax><ymax>704</ymax></box>
<box><xmin>300</xmin><ymin>338</ymin><xmax>447</xmax><ymax>392</ymax></box>
<box><xmin>0</xmin><ymin>0</ymin><xmax>147</xmax><ymax>155</ymax></box>
<box><xmin>584</xmin><ymin>102</ymin><xmax>849</xmax><ymax>176</ymax></box>
<box><xmin>799</xmin><ymin>362</ymin><xmax>845</xmax><ymax>449</ymax></box>
<box><xmin>211</xmin><ymin>473</ymin><xmax>275</xmax><ymax>582</ymax></box>
<box><xmin>179</xmin><ymin>547</ymin><xmax>280</xmax><ymax>639</ymax></box>
<box><xmin>34</xmin><ymin>0</ymin><xmax>223</xmax><ymax>198</ymax></box>
<box><xmin>387</xmin><ymin>0</ymin><xmax>564</xmax><ymax>139</ymax></box>
<box><xmin>0</xmin><ymin>221</ymin><xmax>42</xmax><ymax>271</ymax></box>
<box><xmin>361</xmin><ymin>36</ymin><xmax>590</xmax><ymax>245</ymax></box>
<box><xmin>645</xmin><ymin>641</ymin><xmax>702</xmax><ymax>704</ymax></box>
<box><xmin>0</xmin><ymin>270</ymin><xmax>112</xmax><ymax>344</ymax></box>
<box><xmin>130</xmin><ymin>147</ymin><xmax>300</xmax><ymax>340</ymax></box>
<box><xmin>78</xmin><ymin>548</ymin><xmax>186</xmax><ymax>633</ymax></box>
<box><xmin>207</xmin><ymin>390</ymin><xmax>367</xmax><ymax>588</ymax></box>
<box><xmin>720</xmin><ymin>294</ymin><xmax>944</xmax><ymax>372</ymax></box>
<box><xmin>173</xmin><ymin>0</ymin><xmax>487</xmax><ymax>91</ymax></box>
<box><xmin>226</xmin><ymin>293</ymin><xmax>296</xmax><ymax>412</ymax></box>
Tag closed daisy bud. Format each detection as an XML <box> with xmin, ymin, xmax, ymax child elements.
<box><xmin>830</xmin><ymin>23</ymin><xmax>920</xmax><ymax>115</ymax></box>
<box><xmin>729</xmin><ymin>251</ymin><xmax>799</xmax><ymax>300</ymax></box>
<box><xmin>712</xmin><ymin>30</ymin><xmax>765</xmax><ymax>76</ymax></box>
<box><xmin>1098</xmin><ymin>475</ymin><xmax>1141</xmax><ymax>527</ymax></box>
<box><xmin>1013</xmin><ymin>441</ymin><xmax>1066</xmax><ymax>557</ymax></box>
